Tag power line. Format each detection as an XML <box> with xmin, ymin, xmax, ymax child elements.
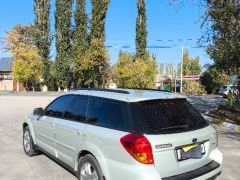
<box><xmin>106</xmin><ymin>38</ymin><xmax>201</xmax><ymax>43</ymax></box>
<box><xmin>104</xmin><ymin>44</ymin><xmax>207</xmax><ymax>49</ymax></box>
<box><xmin>0</xmin><ymin>36</ymin><xmax>207</xmax><ymax>49</ymax></box>
<box><xmin>105</xmin><ymin>38</ymin><xmax>206</xmax><ymax>49</ymax></box>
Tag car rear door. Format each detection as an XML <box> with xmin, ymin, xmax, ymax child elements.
<box><xmin>54</xmin><ymin>95</ymin><xmax>89</xmax><ymax>168</ymax></box>
<box><xmin>33</xmin><ymin>95</ymin><xmax>73</xmax><ymax>156</ymax></box>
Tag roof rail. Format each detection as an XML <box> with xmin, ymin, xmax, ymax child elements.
<box><xmin>125</xmin><ymin>88</ymin><xmax>172</xmax><ymax>93</ymax></box>
<box><xmin>73</xmin><ymin>88</ymin><xmax>130</xmax><ymax>94</ymax></box>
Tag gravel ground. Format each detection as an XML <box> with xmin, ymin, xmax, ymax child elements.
<box><xmin>0</xmin><ymin>93</ymin><xmax>239</xmax><ymax>180</ymax></box>
<box><xmin>187</xmin><ymin>94</ymin><xmax>227</xmax><ymax>114</ymax></box>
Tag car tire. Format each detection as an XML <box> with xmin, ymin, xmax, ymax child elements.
<box><xmin>23</xmin><ymin>126</ymin><xmax>40</xmax><ymax>156</ymax></box>
<box><xmin>78</xmin><ymin>154</ymin><xmax>104</xmax><ymax>180</ymax></box>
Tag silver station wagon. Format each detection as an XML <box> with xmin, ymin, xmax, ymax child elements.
<box><xmin>23</xmin><ymin>89</ymin><xmax>223</xmax><ymax>180</ymax></box>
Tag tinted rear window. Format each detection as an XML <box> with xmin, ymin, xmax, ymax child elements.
<box><xmin>88</xmin><ymin>98</ymin><xmax>132</xmax><ymax>131</ymax></box>
<box><xmin>221</xmin><ymin>86</ymin><xmax>231</xmax><ymax>90</ymax></box>
<box><xmin>129</xmin><ymin>99</ymin><xmax>208</xmax><ymax>134</ymax></box>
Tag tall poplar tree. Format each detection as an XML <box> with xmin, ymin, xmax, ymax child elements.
<box><xmin>74</xmin><ymin>0</ymin><xmax>88</xmax><ymax>52</ymax></box>
<box><xmin>33</xmin><ymin>0</ymin><xmax>51</xmax><ymax>83</ymax></box>
<box><xmin>90</xmin><ymin>0</ymin><xmax>110</xmax><ymax>44</ymax></box>
<box><xmin>72</xmin><ymin>0</ymin><xmax>88</xmax><ymax>86</ymax></box>
<box><xmin>75</xmin><ymin>0</ymin><xmax>110</xmax><ymax>88</ymax></box>
<box><xmin>136</xmin><ymin>0</ymin><xmax>147</xmax><ymax>59</ymax></box>
<box><xmin>55</xmin><ymin>0</ymin><xmax>73</xmax><ymax>89</ymax></box>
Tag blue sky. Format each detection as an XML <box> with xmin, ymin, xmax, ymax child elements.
<box><xmin>0</xmin><ymin>0</ymin><xmax>212</xmax><ymax>66</ymax></box>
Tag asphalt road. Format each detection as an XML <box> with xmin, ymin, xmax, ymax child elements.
<box><xmin>0</xmin><ymin>93</ymin><xmax>239</xmax><ymax>180</ymax></box>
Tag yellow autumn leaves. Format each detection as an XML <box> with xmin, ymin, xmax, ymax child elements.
<box><xmin>5</xmin><ymin>25</ymin><xmax>43</xmax><ymax>83</ymax></box>
<box><xmin>114</xmin><ymin>52</ymin><xmax>157</xmax><ymax>88</ymax></box>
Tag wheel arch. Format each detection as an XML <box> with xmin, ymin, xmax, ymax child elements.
<box><xmin>22</xmin><ymin>119</ymin><xmax>37</xmax><ymax>144</ymax></box>
<box><xmin>23</xmin><ymin>122</ymin><xmax>28</xmax><ymax>131</ymax></box>
<box><xmin>75</xmin><ymin>144</ymin><xmax>109</xmax><ymax>180</ymax></box>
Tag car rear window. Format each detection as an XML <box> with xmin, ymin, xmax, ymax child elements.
<box><xmin>88</xmin><ymin>97</ymin><xmax>132</xmax><ymax>132</ymax></box>
<box><xmin>222</xmin><ymin>86</ymin><xmax>232</xmax><ymax>90</ymax></box>
<box><xmin>129</xmin><ymin>99</ymin><xmax>209</xmax><ymax>134</ymax></box>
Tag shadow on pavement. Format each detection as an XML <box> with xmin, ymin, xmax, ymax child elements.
<box><xmin>219</xmin><ymin>130</ymin><xmax>240</xmax><ymax>142</ymax></box>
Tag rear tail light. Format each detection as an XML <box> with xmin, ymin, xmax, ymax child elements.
<box><xmin>120</xmin><ymin>133</ymin><xmax>154</xmax><ymax>165</ymax></box>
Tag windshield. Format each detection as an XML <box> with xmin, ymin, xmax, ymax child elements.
<box><xmin>129</xmin><ymin>99</ymin><xmax>209</xmax><ymax>134</ymax></box>
<box><xmin>221</xmin><ymin>86</ymin><xmax>231</xmax><ymax>90</ymax></box>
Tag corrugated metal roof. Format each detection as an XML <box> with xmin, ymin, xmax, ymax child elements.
<box><xmin>0</xmin><ymin>57</ymin><xmax>14</xmax><ymax>72</ymax></box>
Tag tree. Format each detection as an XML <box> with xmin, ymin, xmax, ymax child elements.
<box><xmin>115</xmin><ymin>52</ymin><xmax>135</xmax><ymax>87</ymax></box>
<box><xmin>33</xmin><ymin>0</ymin><xmax>51</xmax><ymax>84</ymax></box>
<box><xmin>73</xmin><ymin>0</ymin><xmax>111</xmax><ymax>88</ymax></box>
<box><xmin>200</xmin><ymin>64</ymin><xmax>231</xmax><ymax>94</ymax></box>
<box><xmin>75</xmin><ymin>38</ymin><xmax>110</xmax><ymax>88</ymax></box>
<box><xmin>11</xmin><ymin>49</ymin><xmax>43</xmax><ymax>90</ymax></box>
<box><xmin>183</xmin><ymin>80</ymin><xmax>206</xmax><ymax>95</ymax></box>
<box><xmin>136</xmin><ymin>0</ymin><xmax>147</xmax><ymax>59</ymax></box>
<box><xmin>190</xmin><ymin>56</ymin><xmax>201</xmax><ymax>75</ymax></box>
<box><xmin>159</xmin><ymin>63</ymin><xmax>164</xmax><ymax>76</ymax></box>
<box><xmin>170</xmin><ymin>0</ymin><xmax>240</xmax><ymax>75</ymax></box>
<box><xmin>55</xmin><ymin>0</ymin><xmax>73</xmax><ymax>89</ymax></box>
<box><xmin>178</xmin><ymin>50</ymin><xmax>202</xmax><ymax>76</ymax></box>
<box><xmin>73</xmin><ymin>0</ymin><xmax>88</xmax><ymax>54</ymax></box>
<box><xmin>72</xmin><ymin>0</ymin><xmax>88</xmax><ymax>87</ymax></box>
<box><xmin>115</xmin><ymin>52</ymin><xmax>157</xmax><ymax>88</ymax></box>
<box><xmin>205</xmin><ymin>0</ymin><xmax>240</xmax><ymax>75</ymax></box>
<box><xmin>90</xmin><ymin>0</ymin><xmax>110</xmax><ymax>45</ymax></box>
<box><xmin>5</xmin><ymin>25</ymin><xmax>43</xmax><ymax>90</ymax></box>
<box><xmin>165</xmin><ymin>63</ymin><xmax>174</xmax><ymax>77</ymax></box>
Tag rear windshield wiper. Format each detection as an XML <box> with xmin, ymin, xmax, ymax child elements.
<box><xmin>160</xmin><ymin>125</ymin><xmax>189</xmax><ymax>131</ymax></box>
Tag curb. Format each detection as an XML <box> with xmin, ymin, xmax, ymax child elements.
<box><xmin>202</xmin><ymin>114</ymin><xmax>240</xmax><ymax>133</ymax></box>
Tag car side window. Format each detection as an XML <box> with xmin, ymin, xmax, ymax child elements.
<box><xmin>88</xmin><ymin>97</ymin><xmax>131</xmax><ymax>131</ymax></box>
<box><xmin>44</xmin><ymin>95</ymin><xmax>73</xmax><ymax>118</ymax></box>
<box><xmin>63</xmin><ymin>95</ymin><xmax>89</xmax><ymax>122</ymax></box>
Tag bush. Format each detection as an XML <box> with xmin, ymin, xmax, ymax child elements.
<box><xmin>200</xmin><ymin>65</ymin><xmax>231</xmax><ymax>94</ymax></box>
<box><xmin>183</xmin><ymin>81</ymin><xmax>206</xmax><ymax>95</ymax></box>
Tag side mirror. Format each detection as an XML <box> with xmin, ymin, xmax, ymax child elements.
<box><xmin>87</xmin><ymin>117</ymin><xmax>97</xmax><ymax>125</ymax></box>
<box><xmin>33</xmin><ymin>108</ymin><xmax>44</xmax><ymax>116</ymax></box>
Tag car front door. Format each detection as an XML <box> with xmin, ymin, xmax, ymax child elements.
<box><xmin>33</xmin><ymin>95</ymin><xmax>74</xmax><ymax>156</ymax></box>
<box><xmin>54</xmin><ymin>95</ymin><xmax>89</xmax><ymax>168</ymax></box>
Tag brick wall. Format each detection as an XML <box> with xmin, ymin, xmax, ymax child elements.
<box><xmin>0</xmin><ymin>80</ymin><xmax>24</xmax><ymax>91</ymax></box>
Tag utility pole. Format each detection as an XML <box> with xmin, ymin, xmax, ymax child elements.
<box><xmin>180</xmin><ymin>45</ymin><xmax>184</xmax><ymax>93</ymax></box>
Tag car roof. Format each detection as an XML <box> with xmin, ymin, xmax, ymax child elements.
<box><xmin>222</xmin><ymin>85</ymin><xmax>233</xmax><ymax>87</ymax></box>
<box><xmin>69</xmin><ymin>88</ymin><xmax>186</xmax><ymax>102</ymax></box>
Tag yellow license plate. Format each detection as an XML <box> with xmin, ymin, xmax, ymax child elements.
<box><xmin>182</xmin><ymin>144</ymin><xmax>199</xmax><ymax>152</ymax></box>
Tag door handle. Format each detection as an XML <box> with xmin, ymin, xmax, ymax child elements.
<box><xmin>74</xmin><ymin>131</ymin><xmax>82</xmax><ymax>136</ymax></box>
<box><xmin>49</xmin><ymin>123</ymin><xmax>55</xmax><ymax>127</ymax></box>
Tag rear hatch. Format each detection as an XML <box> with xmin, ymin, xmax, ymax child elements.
<box><xmin>129</xmin><ymin>99</ymin><xmax>217</xmax><ymax>178</ymax></box>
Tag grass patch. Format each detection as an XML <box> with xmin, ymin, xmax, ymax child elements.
<box><xmin>209</xmin><ymin>104</ymin><xmax>240</xmax><ymax>125</ymax></box>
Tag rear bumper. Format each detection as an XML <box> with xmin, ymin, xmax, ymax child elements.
<box><xmin>162</xmin><ymin>161</ymin><xmax>221</xmax><ymax>180</ymax></box>
<box><xmin>162</xmin><ymin>147</ymin><xmax>223</xmax><ymax>180</ymax></box>
<box><xmin>218</xmin><ymin>92</ymin><xmax>228</xmax><ymax>97</ymax></box>
<box><xmin>105</xmin><ymin>148</ymin><xmax>223</xmax><ymax>180</ymax></box>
